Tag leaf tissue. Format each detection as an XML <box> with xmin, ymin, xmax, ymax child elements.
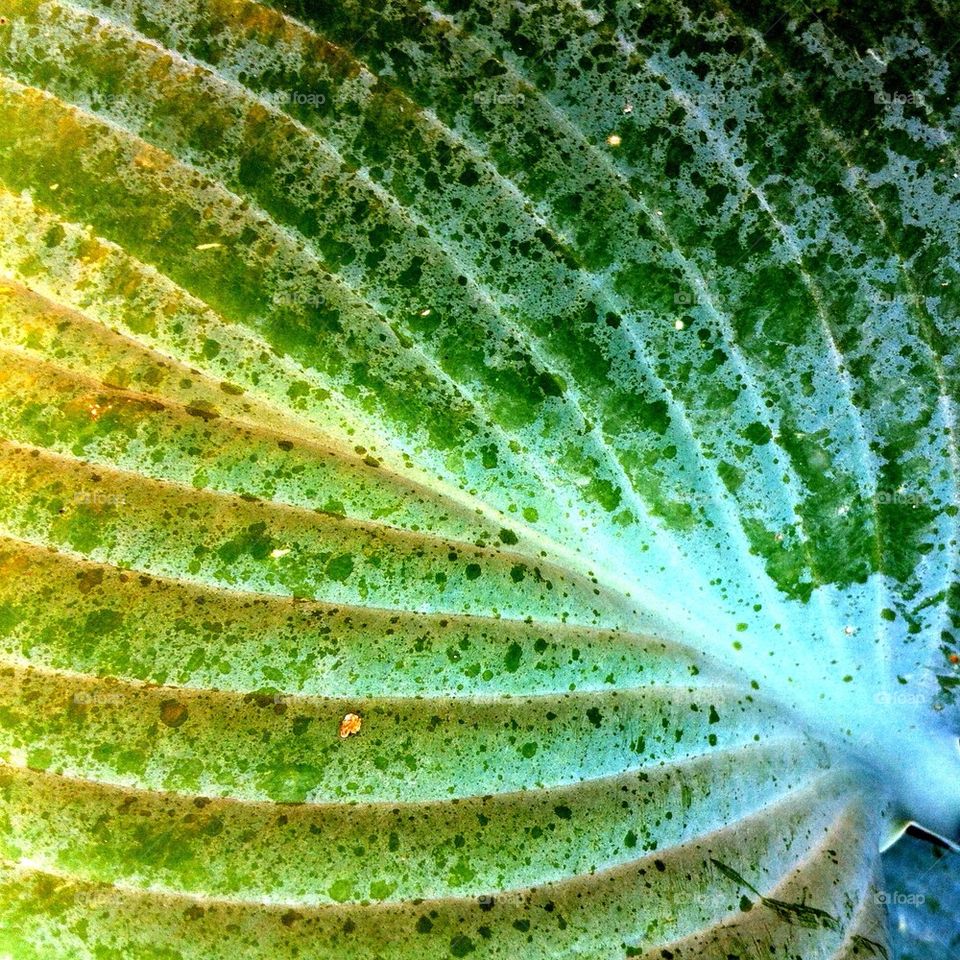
<box><xmin>0</xmin><ymin>0</ymin><xmax>957</xmax><ymax>957</ymax></box>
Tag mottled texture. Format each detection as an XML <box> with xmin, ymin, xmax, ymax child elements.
<box><xmin>0</xmin><ymin>0</ymin><xmax>957</xmax><ymax>957</ymax></box>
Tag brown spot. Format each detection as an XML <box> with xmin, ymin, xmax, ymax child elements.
<box><xmin>184</xmin><ymin>405</ymin><xmax>219</xmax><ymax>421</ymax></box>
<box><xmin>338</xmin><ymin>713</ymin><xmax>362</xmax><ymax>739</ymax></box>
<box><xmin>76</xmin><ymin>567</ymin><xmax>105</xmax><ymax>594</ymax></box>
<box><xmin>950</xmin><ymin>654</ymin><xmax>959</xmax><ymax>664</ymax></box>
<box><xmin>160</xmin><ymin>699</ymin><xmax>188</xmax><ymax>728</ymax></box>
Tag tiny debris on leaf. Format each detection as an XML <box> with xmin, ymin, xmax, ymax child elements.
<box><xmin>339</xmin><ymin>713</ymin><xmax>362</xmax><ymax>738</ymax></box>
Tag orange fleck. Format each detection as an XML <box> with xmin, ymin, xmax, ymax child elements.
<box><xmin>132</xmin><ymin>148</ymin><xmax>168</xmax><ymax>171</ymax></box>
<box><xmin>950</xmin><ymin>654</ymin><xmax>959</xmax><ymax>664</ymax></box>
<box><xmin>338</xmin><ymin>713</ymin><xmax>362</xmax><ymax>738</ymax></box>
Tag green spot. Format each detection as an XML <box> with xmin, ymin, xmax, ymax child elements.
<box><xmin>742</xmin><ymin>421</ymin><xmax>772</xmax><ymax>445</ymax></box>
<box><xmin>325</xmin><ymin>553</ymin><xmax>355</xmax><ymax>582</ymax></box>
<box><xmin>328</xmin><ymin>878</ymin><xmax>355</xmax><ymax>902</ymax></box>
<box><xmin>450</xmin><ymin>934</ymin><xmax>475</xmax><ymax>957</ymax></box>
<box><xmin>504</xmin><ymin>642</ymin><xmax>522</xmax><ymax>673</ymax></box>
<box><xmin>369</xmin><ymin>880</ymin><xmax>396</xmax><ymax>899</ymax></box>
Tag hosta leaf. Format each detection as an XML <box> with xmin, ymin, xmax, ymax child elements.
<box><xmin>0</xmin><ymin>0</ymin><xmax>957</xmax><ymax>957</ymax></box>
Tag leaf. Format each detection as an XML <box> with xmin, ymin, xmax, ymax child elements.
<box><xmin>0</xmin><ymin>0</ymin><xmax>956</xmax><ymax>957</ymax></box>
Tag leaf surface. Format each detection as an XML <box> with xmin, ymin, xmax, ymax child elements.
<box><xmin>0</xmin><ymin>0</ymin><xmax>957</xmax><ymax>956</ymax></box>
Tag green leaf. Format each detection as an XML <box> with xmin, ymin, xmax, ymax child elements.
<box><xmin>0</xmin><ymin>0</ymin><xmax>957</xmax><ymax>956</ymax></box>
